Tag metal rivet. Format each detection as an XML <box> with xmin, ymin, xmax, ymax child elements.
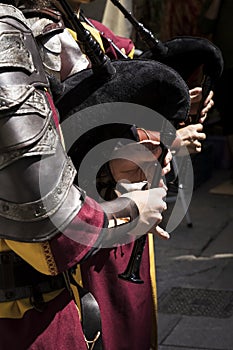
<box><xmin>34</xmin><ymin>206</ymin><xmax>46</xmax><ymax>217</ymax></box>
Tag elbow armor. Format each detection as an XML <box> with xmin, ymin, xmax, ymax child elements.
<box><xmin>0</xmin><ymin>4</ymin><xmax>85</xmax><ymax>242</ymax></box>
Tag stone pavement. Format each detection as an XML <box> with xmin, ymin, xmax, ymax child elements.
<box><xmin>155</xmin><ymin>168</ymin><xmax>233</xmax><ymax>350</ymax></box>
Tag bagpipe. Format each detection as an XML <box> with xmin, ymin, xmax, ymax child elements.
<box><xmin>54</xmin><ymin>0</ymin><xmax>191</xmax><ymax>284</ymax></box>
<box><xmin>105</xmin><ymin>0</ymin><xmax>224</xmax><ymax>282</ymax></box>
<box><xmin>110</xmin><ymin>0</ymin><xmax>224</xmax><ymax>122</ymax></box>
<box><xmin>54</xmin><ymin>0</ymin><xmax>191</xmax><ymax>184</ymax></box>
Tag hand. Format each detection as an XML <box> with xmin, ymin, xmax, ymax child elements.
<box><xmin>137</xmin><ymin>127</ymin><xmax>172</xmax><ymax>176</ymax></box>
<box><xmin>121</xmin><ymin>187</ymin><xmax>169</xmax><ymax>239</ymax></box>
<box><xmin>175</xmin><ymin>124</ymin><xmax>206</xmax><ymax>155</ymax></box>
<box><xmin>189</xmin><ymin>87</ymin><xmax>214</xmax><ymax>121</ymax></box>
<box><xmin>109</xmin><ymin>140</ymin><xmax>172</xmax><ymax>184</ymax></box>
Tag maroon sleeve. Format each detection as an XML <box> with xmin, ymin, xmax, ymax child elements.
<box><xmin>47</xmin><ymin>87</ymin><xmax>106</xmax><ymax>272</ymax></box>
<box><xmin>50</xmin><ymin>196</ymin><xmax>105</xmax><ymax>273</ymax></box>
<box><xmin>89</xmin><ymin>19</ymin><xmax>134</xmax><ymax>59</ymax></box>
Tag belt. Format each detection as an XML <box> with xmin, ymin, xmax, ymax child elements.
<box><xmin>0</xmin><ymin>251</ymin><xmax>66</xmax><ymax>303</ymax></box>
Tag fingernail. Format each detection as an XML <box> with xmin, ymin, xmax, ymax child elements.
<box><xmin>162</xmin><ymin>231</ymin><xmax>170</xmax><ymax>239</ymax></box>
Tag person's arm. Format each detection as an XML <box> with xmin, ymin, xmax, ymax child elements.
<box><xmin>0</xmin><ymin>5</ymin><xmax>168</xmax><ymax>274</ymax></box>
<box><xmin>0</xmin><ymin>4</ymin><xmax>104</xmax><ymax>271</ymax></box>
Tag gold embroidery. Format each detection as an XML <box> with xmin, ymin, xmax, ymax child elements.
<box><xmin>41</xmin><ymin>241</ymin><xmax>58</xmax><ymax>275</ymax></box>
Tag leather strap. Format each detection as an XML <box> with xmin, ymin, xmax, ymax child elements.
<box><xmin>69</xmin><ymin>272</ymin><xmax>103</xmax><ymax>350</ymax></box>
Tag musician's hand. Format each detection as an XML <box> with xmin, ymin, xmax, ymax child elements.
<box><xmin>109</xmin><ymin>141</ymin><xmax>172</xmax><ymax>183</ymax></box>
<box><xmin>189</xmin><ymin>87</ymin><xmax>214</xmax><ymax>120</ymax></box>
<box><xmin>175</xmin><ymin>124</ymin><xmax>206</xmax><ymax>155</ymax></box>
<box><xmin>121</xmin><ymin>187</ymin><xmax>169</xmax><ymax>238</ymax></box>
<box><xmin>137</xmin><ymin>127</ymin><xmax>172</xmax><ymax>176</ymax></box>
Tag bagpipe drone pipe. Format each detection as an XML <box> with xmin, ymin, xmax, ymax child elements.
<box><xmin>52</xmin><ymin>0</ymin><xmax>191</xmax><ymax>283</ymax></box>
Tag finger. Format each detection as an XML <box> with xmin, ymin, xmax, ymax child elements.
<box><xmin>199</xmin><ymin>114</ymin><xmax>207</xmax><ymax>123</ymax></box>
<box><xmin>188</xmin><ymin>140</ymin><xmax>202</xmax><ymax>153</ymax></box>
<box><xmin>189</xmin><ymin>87</ymin><xmax>202</xmax><ymax>97</ymax></box>
<box><xmin>159</xmin><ymin>179</ymin><xmax>168</xmax><ymax>191</ymax></box>
<box><xmin>193</xmin><ymin>123</ymin><xmax>204</xmax><ymax>132</ymax></box>
<box><xmin>193</xmin><ymin>132</ymin><xmax>206</xmax><ymax>141</ymax></box>
<box><xmin>164</xmin><ymin>149</ymin><xmax>173</xmax><ymax>165</ymax></box>
<box><xmin>163</xmin><ymin>200</ymin><xmax>167</xmax><ymax>211</ymax></box>
<box><xmin>202</xmin><ymin>100</ymin><xmax>214</xmax><ymax>114</ymax></box>
<box><xmin>153</xmin><ymin>225</ymin><xmax>170</xmax><ymax>240</ymax></box>
<box><xmin>204</xmin><ymin>90</ymin><xmax>214</xmax><ymax>105</ymax></box>
<box><xmin>151</xmin><ymin>187</ymin><xmax>167</xmax><ymax>199</ymax></box>
<box><xmin>195</xmin><ymin>146</ymin><xmax>202</xmax><ymax>153</ymax></box>
<box><xmin>192</xmin><ymin>140</ymin><xmax>202</xmax><ymax>147</ymax></box>
<box><xmin>162</xmin><ymin>162</ymin><xmax>171</xmax><ymax>176</ymax></box>
<box><xmin>190</xmin><ymin>95</ymin><xmax>202</xmax><ymax>104</ymax></box>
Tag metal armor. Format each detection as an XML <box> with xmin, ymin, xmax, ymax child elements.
<box><xmin>23</xmin><ymin>8</ymin><xmax>89</xmax><ymax>81</ymax></box>
<box><xmin>0</xmin><ymin>4</ymin><xmax>84</xmax><ymax>242</ymax></box>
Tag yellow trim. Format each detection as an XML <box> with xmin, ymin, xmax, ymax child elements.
<box><xmin>5</xmin><ymin>240</ymin><xmax>58</xmax><ymax>276</ymax></box>
<box><xmin>68</xmin><ymin>22</ymin><xmax>135</xmax><ymax>60</ymax></box>
<box><xmin>128</xmin><ymin>47</ymin><xmax>135</xmax><ymax>59</ymax></box>
<box><xmin>0</xmin><ymin>240</ymin><xmax>83</xmax><ymax>319</ymax></box>
<box><xmin>0</xmin><ymin>239</ymin><xmax>61</xmax><ymax>318</ymax></box>
<box><xmin>0</xmin><ymin>290</ymin><xmax>63</xmax><ymax>319</ymax></box>
<box><xmin>148</xmin><ymin>233</ymin><xmax>158</xmax><ymax>350</ymax></box>
<box><xmin>74</xmin><ymin>264</ymin><xmax>83</xmax><ymax>287</ymax></box>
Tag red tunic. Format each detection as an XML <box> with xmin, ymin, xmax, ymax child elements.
<box><xmin>89</xmin><ymin>19</ymin><xmax>134</xmax><ymax>59</ymax></box>
<box><xmin>0</xmin><ymin>197</ymin><xmax>105</xmax><ymax>350</ymax></box>
<box><xmin>81</xmin><ymin>239</ymin><xmax>153</xmax><ymax>350</ymax></box>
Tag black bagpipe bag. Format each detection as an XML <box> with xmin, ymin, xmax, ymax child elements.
<box><xmin>51</xmin><ymin>58</ymin><xmax>191</xmax><ymax>191</ymax></box>
<box><xmin>140</xmin><ymin>36</ymin><xmax>224</xmax><ymax>89</ymax></box>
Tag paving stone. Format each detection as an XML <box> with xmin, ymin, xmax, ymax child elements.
<box><xmin>162</xmin><ymin>316</ymin><xmax>233</xmax><ymax>349</ymax></box>
<box><xmin>158</xmin><ymin>287</ymin><xmax>233</xmax><ymax>318</ymax></box>
<box><xmin>159</xmin><ymin>346</ymin><xmax>208</xmax><ymax>350</ymax></box>
<box><xmin>155</xmin><ymin>169</ymin><xmax>233</xmax><ymax>349</ymax></box>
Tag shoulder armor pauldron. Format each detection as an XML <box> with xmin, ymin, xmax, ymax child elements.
<box><xmin>0</xmin><ymin>5</ymin><xmax>85</xmax><ymax>243</ymax></box>
<box><xmin>0</xmin><ymin>5</ymin><xmax>51</xmax><ymax>153</ymax></box>
<box><xmin>0</xmin><ymin>87</ymin><xmax>51</xmax><ymax>152</ymax></box>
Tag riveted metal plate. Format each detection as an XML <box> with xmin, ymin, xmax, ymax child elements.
<box><xmin>158</xmin><ymin>287</ymin><xmax>233</xmax><ymax>318</ymax></box>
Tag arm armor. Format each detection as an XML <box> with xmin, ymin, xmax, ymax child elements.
<box><xmin>0</xmin><ymin>4</ymin><xmax>85</xmax><ymax>242</ymax></box>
